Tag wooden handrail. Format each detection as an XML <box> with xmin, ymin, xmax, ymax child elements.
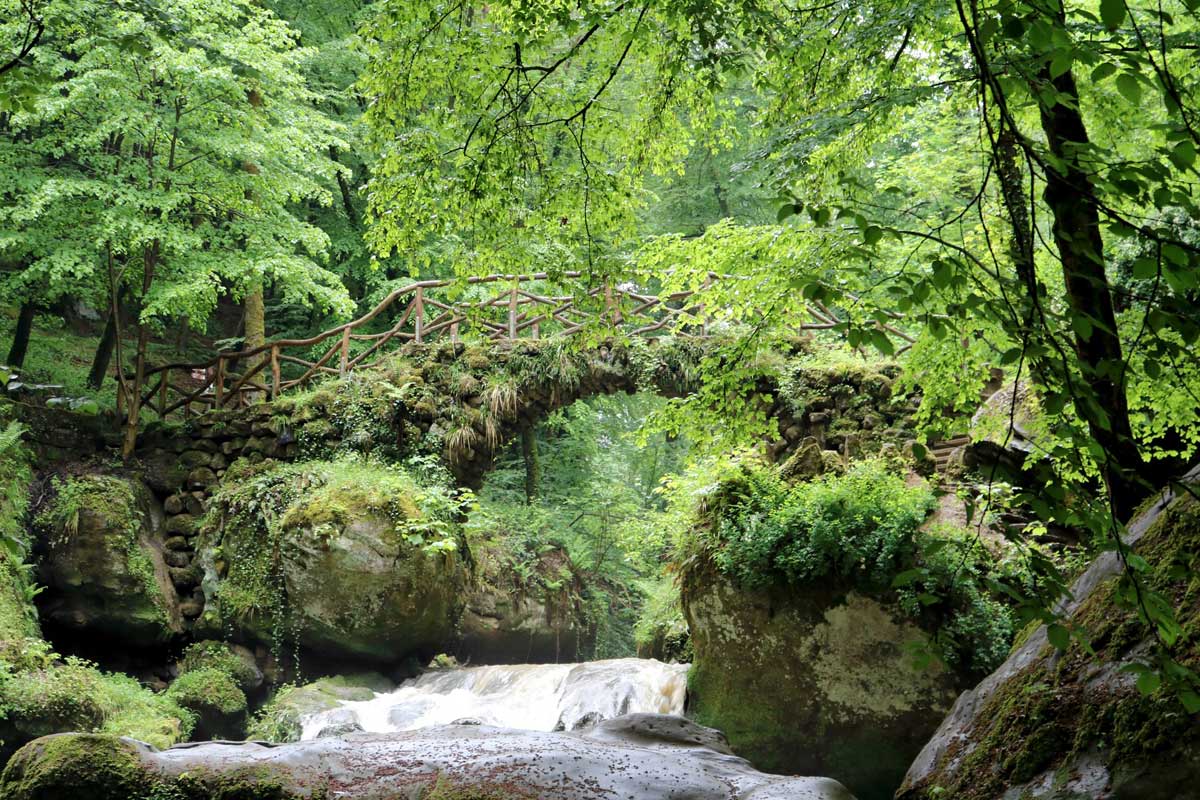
<box><xmin>137</xmin><ymin>270</ymin><xmax>857</xmax><ymax>419</ymax></box>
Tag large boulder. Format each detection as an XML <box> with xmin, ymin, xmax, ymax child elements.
<box><xmin>35</xmin><ymin>474</ymin><xmax>182</xmax><ymax>643</ymax></box>
<box><xmin>897</xmin><ymin>477</ymin><xmax>1200</xmax><ymax>800</ymax></box>
<box><xmin>683</xmin><ymin>568</ymin><xmax>962</xmax><ymax>800</ymax></box>
<box><xmin>0</xmin><ymin>715</ymin><xmax>858</xmax><ymax>800</ymax></box>
<box><xmin>457</xmin><ymin>544</ymin><xmax>592</xmax><ymax>663</ymax></box>
<box><xmin>198</xmin><ymin>461</ymin><xmax>469</xmax><ymax>666</ymax></box>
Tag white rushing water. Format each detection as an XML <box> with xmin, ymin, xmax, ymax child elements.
<box><xmin>300</xmin><ymin>658</ymin><xmax>689</xmax><ymax>740</ymax></box>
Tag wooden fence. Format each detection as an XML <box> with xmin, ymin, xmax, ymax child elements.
<box><xmin>139</xmin><ymin>271</ymin><xmax>732</xmax><ymax>418</ymax></box>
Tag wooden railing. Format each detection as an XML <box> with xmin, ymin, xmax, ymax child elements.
<box><xmin>140</xmin><ymin>272</ymin><xmax>723</xmax><ymax>418</ymax></box>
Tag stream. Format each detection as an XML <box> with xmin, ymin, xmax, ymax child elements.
<box><xmin>300</xmin><ymin>657</ymin><xmax>689</xmax><ymax>740</ymax></box>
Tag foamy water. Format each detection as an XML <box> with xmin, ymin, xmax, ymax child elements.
<box><xmin>300</xmin><ymin>658</ymin><xmax>689</xmax><ymax>740</ymax></box>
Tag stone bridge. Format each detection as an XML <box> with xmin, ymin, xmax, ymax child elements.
<box><xmin>127</xmin><ymin>337</ymin><xmax>910</xmax><ymax>492</ymax></box>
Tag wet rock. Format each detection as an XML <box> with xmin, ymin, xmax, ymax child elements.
<box><xmin>683</xmin><ymin>568</ymin><xmax>963</xmax><ymax>800</ymax></box>
<box><xmin>898</xmin><ymin>471</ymin><xmax>1200</xmax><ymax>800</ymax></box>
<box><xmin>2</xmin><ymin>716</ymin><xmax>858</xmax><ymax>800</ymax></box>
<box><xmin>457</xmin><ymin>546</ymin><xmax>590</xmax><ymax>664</ymax></box>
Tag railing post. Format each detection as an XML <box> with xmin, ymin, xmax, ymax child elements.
<box><xmin>414</xmin><ymin>286</ymin><xmax>424</xmax><ymax>344</ymax></box>
<box><xmin>451</xmin><ymin>321</ymin><xmax>460</xmax><ymax>344</ymax></box>
<box><xmin>339</xmin><ymin>327</ymin><xmax>350</xmax><ymax>377</ymax></box>
<box><xmin>214</xmin><ymin>357</ymin><xmax>225</xmax><ymax>408</ymax></box>
<box><xmin>271</xmin><ymin>345</ymin><xmax>281</xmax><ymax>400</ymax></box>
<box><xmin>158</xmin><ymin>369</ymin><xmax>168</xmax><ymax>417</ymax></box>
<box><xmin>508</xmin><ymin>284</ymin><xmax>518</xmax><ymax>340</ymax></box>
<box><xmin>532</xmin><ymin>320</ymin><xmax>540</xmax><ymax>339</ymax></box>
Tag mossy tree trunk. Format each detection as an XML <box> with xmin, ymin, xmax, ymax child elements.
<box><xmin>521</xmin><ymin>422</ymin><xmax>540</xmax><ymax>504</ymax></box>
<box><xmin>244</xmin><ymin>282</ymin><xmax>266</xmax><ymax>399</ymax></box>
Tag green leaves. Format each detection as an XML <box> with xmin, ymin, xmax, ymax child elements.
<box><xmin>1047</xmin><ymin>623</ymin><xmax>1071</xmax><ymax>651</ymax></box>
<box><xmin>1099</xmin><ymin>0</ymin><xmax>1126</xmax><ymax>30</ymax></box>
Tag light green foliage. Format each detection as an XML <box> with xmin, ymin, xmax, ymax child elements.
<box><xmin>700</xmin><ymin>459</ymin><xmax>935</xmax><ymax>590</ymax></box>
<box><xmin>0</xmin><ymin>408</ymin><xmax>37</xmax><ymax>647</ymax></box>
<box><xmin>0</xmin><ymin>0</ymin><xmax>353</xmax><ymax>323</ymax></box>
<box><xmin>0</xmin><ymin>657</ymin><xmax>195</xmax><ymax>752</ymax></box>
<box><xmin>473</xmin><ymin>392</ymin><xmax>691</xmax><ymax>658</ymax></box>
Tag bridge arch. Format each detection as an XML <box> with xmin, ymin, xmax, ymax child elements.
<box><xmin>138</xmin><ymin>336</ymin><xmax>907</xmax><ymax>492</ymax></box>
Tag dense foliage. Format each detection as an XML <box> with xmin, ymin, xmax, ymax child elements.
<box><xmin>689</xmin><ymin>459</ymin><xmax>1019</xmax><ymax>672</ymax></box>
<box><xmin>3</xmin><ymin>0</ymin><xmax>1199</xmax><ymax>712</ymax></box>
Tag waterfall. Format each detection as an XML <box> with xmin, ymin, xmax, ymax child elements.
<box><xmin>300</xmin><ymin>658</ymin><xmax>689</xmax><ymax>740</ymax></box>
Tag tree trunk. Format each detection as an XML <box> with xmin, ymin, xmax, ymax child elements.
<box><xmin>123</xmin><ymin>242</ymin><xmax>158</xmax><ymax>459</ymax></box>
<box><xmin>521</xmin><ymin>422</ymin><xmax>540</xmax><ymax>504</ymax></box>
<box><xmin>244</xmin><ymin>284</ymin><xmax>266</xmax><ymax>401</ymax></box>
<box><xmin>6</xmin><ymin>303</ymin><xmax>35</xmax><ymax>368</ymax></box>
<box><xmin>1036</xmin><ymin>65</ymin><xmax>1152</xmax><ymax>519</ymax></box>
<box><xmin>86</xmin><ymin>303</ymin><xmax>120</xmax><ymax>390</ymax></box>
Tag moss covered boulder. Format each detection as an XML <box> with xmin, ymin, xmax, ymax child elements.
<box><xmin>676</xmin><ymin>459</ymin><xmax>1013</xmax><ymax>800</ymax></box>
<box><xmin>898</xmin><ymin>482</ymin><xmax>1200</xmax><ymax>800</ymax></box>
<box><xmin>35</xmin><ymin>474</ymin><xmax>182</xmax><ymax>643</ymax></box>
<box><xmin>683</xmin><ymin>569</ymin><xmax>961</xmax><ymax>800</ymax></box>
<box><xmin>198</xmin><ymin>460</ymin><xmax>469</xmax><ymax>665</ymax></box>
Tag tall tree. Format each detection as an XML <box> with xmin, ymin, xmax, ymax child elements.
<box><xmin>0</xmin><ymin>0</ymin><xmax>355</xmax><ymax>446</ymax></box>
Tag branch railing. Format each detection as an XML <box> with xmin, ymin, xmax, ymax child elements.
<box><xmin>140</xmin><ymin>271</ymin><xmax>731</xmax><ymax>418</ymax></box>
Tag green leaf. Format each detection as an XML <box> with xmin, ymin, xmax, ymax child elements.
<box><xmin>1049</xmin><ymin>51</ymin><xmax>1073</xmax><ymax>80</ymax></box>
<box><xmin>1116</xmin><ymin>73</ymin><xmax>1142</xmax><ymax>104</ymax></box>
<box><xmin>1136</xmin><ymin>669</ymin><xmax>1162</xmax><ymax>696</ymax></box>
<box><xmin>1091</xmin><ymin>62</ymin><xmax>1118</xmax><ymax>82</ymax></box>
<box><xmin>1180</xmin><ymin>690</ymin><xmax>1200</xmax><ymax>713</ymax></box>
<box><xmin>1170</xmin><ymin>140</ymin><xmax>1196</xmax><ymax>171</ymax></box>
<box><xmin>1100</xmin><ymin>0</ymin><xmax>1126</xmax><ymax>30</ymax></box>
<box><xmin>892</xmin><ymin>568</ymin><xmax>925</xmax><ymax>588</ymax></box>
<box><xmin>864</xmin><ymin>225</ymin><xmax>883</xmax><ymax>245</ymax></box>
<box><xmin>1047</xmin><ymin>623</ymin><xmax>1071</xmax><ymax>650</ymax></box>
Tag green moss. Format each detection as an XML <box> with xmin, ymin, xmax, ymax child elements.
<box><xmin>0</xmin><ymin>734</ymin><xmax>151</xmax><ymax>800</ymax></box>
<box><xmin>178</xmin><ymin>642</ymin><xmax>259</xmax><ymax>694</ymax></box>
<box><xmin>168</xmin><ymin>668</ymin><xmax>247</xmax><ymax>716</ymax></box>
<box><xmin>904</xmin><ymin>495</ymin><xmax>1200</xmax><ymax>800</ymax></box>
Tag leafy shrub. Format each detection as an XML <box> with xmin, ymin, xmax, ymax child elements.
<box><xmin>0</xmin><ymin>657</ymin><xmax>194</xmax><ymax>750</ymax></box>
<box><xmin>707</xmin><ymin>459</ymin><xmax>934</xmax><ymax>590</ymax></box>
<box><xmin>697</xmin><ymin>458</ymin><xmax>1017</xmax><ymax>673</ymax></box>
